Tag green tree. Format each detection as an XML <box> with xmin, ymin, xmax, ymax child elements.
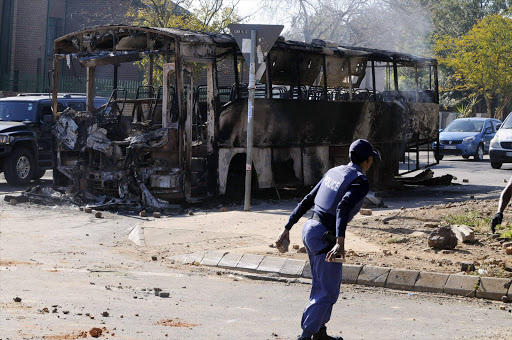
<box><xmin>436</xmin><ymin>13</ymin><xmax>512</xmax><ymax>119</ymax></box>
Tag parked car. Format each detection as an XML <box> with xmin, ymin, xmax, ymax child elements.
<box><xmin>489</xmin><ymin>112</ymin><xmax>512</xmax><ymax>169</ymax></box>
<box><xmin>433</xmin><ymin>117</ymin><xmax>501</xmax><ymax>161</ymax></box>
<box><xmin>0</xmin><ymin>94</ymin><xmax>108</xmax><ymax>185</ymax></box>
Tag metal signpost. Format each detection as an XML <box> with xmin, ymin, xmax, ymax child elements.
<box><xmin>228</xmin><ymin>24</ymin><xmax>284</xmax><ymax>211</ymax></box>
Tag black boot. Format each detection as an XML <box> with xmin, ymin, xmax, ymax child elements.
<box><xmin>312</xmin><ymin>326</ymin><xmax>343</xmax><ymax>340</ymax></box>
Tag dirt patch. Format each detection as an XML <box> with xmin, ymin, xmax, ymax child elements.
<box><xmin>339</xmin><ymin>199</ymin><xmax>512</xmax><ymax>277</ymax></box>
<box><xmin>156</xmin><ymin>318</ymin><xmax>198</xmax><ymax>327</ymax></box>
<box><xmin>0</xmin><ymin>260</ymin><xmax>38</xmax><ymax>266</ymax></box>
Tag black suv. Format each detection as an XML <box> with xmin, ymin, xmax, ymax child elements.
<box><xmin>0</xmin><ymin>94</ymin><xmax>108</xmax><ymax>185</ymax></box>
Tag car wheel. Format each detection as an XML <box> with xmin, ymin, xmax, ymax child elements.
<box><xmin>462</xmin><ymin>155</ymin><xmax>470</xmax><ymax>159</ymax></box>
<box><xmin>491</xmin><ymin>162</ymin><xmax>502</xmax><ymax>169</ymax></box>
<box><xmin>474</xmin><ymin>144</ymin><xmax>484</xmax><ymax>161</ymax></box>
<box><xmin>4</xmin><ymin>147</ymin><xmax>35</xmax><ymax>186</ymax></box>
<box><xmin>434</xmin><ymin>153</ymin><xmax>444</xmax><ymax>161</ymax></box>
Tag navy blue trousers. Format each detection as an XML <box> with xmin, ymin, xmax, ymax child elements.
<box><xmin>301</xmin><ymin>219</ymin><xmax>343</xmax><ymax>335</ymax></box>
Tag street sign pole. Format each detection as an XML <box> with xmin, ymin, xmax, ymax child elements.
<box><xmin>244</xmin><ymin>30</ymin><xmax>257</xmax><ymax>211</ymax></box>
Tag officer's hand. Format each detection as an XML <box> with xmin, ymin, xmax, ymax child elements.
<box><xmin>326</xmin><ymin>237</ymin><xmax>345</xmax><ymax>262</ymax></box>
<box><xmin>276</xmin><ymin>229</ymin><xmax>290</xmax><ymax>248</ymax></box>
<box><xmin>490</xmin><ymin>212</ymin><xmax>503</xmax><ymax>234</ymax></box>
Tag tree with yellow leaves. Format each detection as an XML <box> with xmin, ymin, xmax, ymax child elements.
<box><xmin>436</xmin><ymin>13</ymin><xmax>512</xmax><ymax>119</ymax></box>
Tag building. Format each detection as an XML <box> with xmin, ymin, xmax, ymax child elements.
<box><xmin>0</xmin><ymin>0</ymin><xmax>142</xmax><ymax>95</ymax></box>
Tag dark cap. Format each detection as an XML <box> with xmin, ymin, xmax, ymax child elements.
<box><xmin>349</xmin><ymin>139</ymin><xmax>380</xmax><ymax>163</ymax></box>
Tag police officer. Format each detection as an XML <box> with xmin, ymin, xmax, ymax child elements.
<box><xmin>490</xmin><ymin>175</ymin><xmax>512</xmax><ymax>233</ymax></box>
<box><xmin>276</xmin><ymin>139</ymin><xmax>379</xmax><ymax>340</ymax></box>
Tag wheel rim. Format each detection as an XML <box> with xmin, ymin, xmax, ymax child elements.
<box><xmin>16</xmin><ymin>156</ymin><xmax>30</xmax><ymax>179</ymax></box>
<box><xmin>478</xmin><ymin>146</ymin><xmax>484</xmax><ymax>159</ymax></box>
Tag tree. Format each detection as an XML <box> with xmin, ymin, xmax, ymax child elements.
<box><xmin>127</xmin><ymin>0</ymin><xmax>242</xmax><ymax>86</ymax></box>
<box><xmin>436</xmin><ymin>13</ymin><xmax>512</xmax><ymax>119</ymax></box>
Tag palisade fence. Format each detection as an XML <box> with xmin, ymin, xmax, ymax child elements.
<box><xmin>0</xmin><ymin>72</ymin><xmax>142</xmax><ymax>98</ymax></box>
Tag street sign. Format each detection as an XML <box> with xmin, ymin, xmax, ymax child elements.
<box><xmin>228</xmin><ymin>24</ymin><xmax>284</xmax><ymax>79</ymax></box>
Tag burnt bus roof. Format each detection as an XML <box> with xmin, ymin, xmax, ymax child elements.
<box><xmin>53</xmin><ymin>24</ymin><xmax>436</xmax><ymax>66</ymax></box>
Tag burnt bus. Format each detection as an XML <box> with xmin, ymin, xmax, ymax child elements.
<box><xmin>51</xmin><ymin>25</ymin><xmax>438</xmax><ymax>206</ymax></box>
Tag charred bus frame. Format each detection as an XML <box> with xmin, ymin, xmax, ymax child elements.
<box><xmin>52</xmin><ymin>25</ymin><xmax>439</xmax><ymax>205</ymax></box>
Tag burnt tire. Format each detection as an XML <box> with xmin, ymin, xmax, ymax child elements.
<box><xmin>4</xmin><ymin>147</ymin><xmax>35</xmax><ymax>186</ymax></box>
<box><xmin>491</xmin><ymin>162</ymin><xmax>502</xmax><ymax>169</ymax></box>
<box><xmin>474</xmin><ymin>144</ymin><xmax>484</xmax><ymax>161</ymax></box>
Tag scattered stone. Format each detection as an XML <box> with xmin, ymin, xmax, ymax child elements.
<box><xmin>428</xmin><ymin>226</ymin><xmax>458</xmax><ymax>250</ymax></box>
<box><xmin>43</xmin><ymin>308</ymin><xmax>49</xmax><ymax>313</ymax></box>
<box><xmin>297</xmin><ymin>246</ymin><xmax>307</xmax><ymax>253</ymax></box>
<box><xmin>292</xmin><ymin>244</ymin><xmax>300</xmax><ymax>250</ymax></box>
<box><xmin>360</xmin><ymin>208</ymin><xmax>372</xmax><ymax>216</ymax></box>
<box><xmin>85</xmin><ymin>207</ymin><xmax>93</xmax><ymax>213</ymax></box>
<box><xmin>63</xmin><ymin>310</ymin><xmax>70</xmax><ymax>314</ymax></box>
<box><xmin>102</xmin><ymin>311</ymin><xmax>109</xmax><ymax>317</ymax></box>
<box><xmin>139</xmin><ymin>211</ymin><xmax>147</xmax><ymax>217</ymax></box>
<box><xmin>94</xmin><ymin>211</ymin><xmax>102</xmax><ymax>218</ymax></box>
<box><xmin>188</xmin><ymin>210</ymin><xmax>194</xmax><ymax>216</ymax></box>
<box><xmin>13</xmin><ymin>297</ymin><xmax>21</xmax><ymax>302</ymax></box>
<box><xmin>423</xmin><ymin>222</ymin><xmax>438</xmax><ymax>228</ymax></box>
<box><xmin>502</xmin><ymin>296</ymin><xmax>509</xmax><ymax>303</ymax></box>
<box><xmin>383</xmin><ymin>250</ymin><xmax>392</xmax><ymax>256</ymax></box>
<box><xmin>469</xmin><ymin>195</ymin><xmax>474</xmax><ymax>199</ymax></box>
<box><xmin>462</xmin><ymin>179</ymin><xmax>469</xmax><ymax>183</ymax></box>
<box><xmin>52</xmin><ymin>308</ymin><xmax>57</xmax><ymax>313</ymax></box>
<box><xmin>441</xmin><ymin>250</ymin><xmax>451</xmax><ymax>254</ymax></box>
<box><xmin>159</xmin><ymin>292</ymin><xmax>170</xmax><ymax>298</ymax></box>
<box><xmin>506</xmin><ymin>247</ymin><xmax>512</xmax><ymax>255</ymax></box>
<box><xmin>451</xmin><ymin>224</ymin><xmax>475</xmax><ymax>243</ymax></box>
<box><xmin>151</xmin><ymin>256</ymin><xmax>158</xmax><ymax>261</ymax></box>
<box><xmin>219</xmin><ymin>207</ymin><xmax>228</xmax><ymax>212</ymax></box>
<box><xmin>269</xmin><ymin>243</ymin><xmax>275</xmax><ymax>248</ymax></box>
<box><xmin>79</xmin><ymin>207</ymin><xmax>84</xmax><ymax>211</ymax></box>
<box><xmin>89</xmin><ymin>328</ymin><xmax>102</xmax><ymax>338</ymax></box>
<box><xmin>9</xmin><ymin>199</ymin><xmax>17</xmax><ymax>206</ymax></box>
<box><xmin>461</xmin><ymin>262</ymin><xmax>476</xmax><ymax>272</ymax></box>
<box><xmin>502</xmin><ymin>242</ymin><xmax>512</xmax><ymax>249</ymax></box>
<box><xmin>500</xmin><ymin>306</ymin><xmax>506</xmax><ymax>311</ymax></box>
<box><xmin>153</xmin><ymin>212</ymin><xmax>162</xmax><ymax>218</ymax></box>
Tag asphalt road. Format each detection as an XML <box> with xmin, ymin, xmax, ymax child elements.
<box><xmin>0</xmin><ymin>202</ymin><xmax>511</xmax><ymax>340</ymax></box>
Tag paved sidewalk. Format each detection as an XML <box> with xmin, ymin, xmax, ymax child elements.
<box><xmin>170</xmin><ymin>251</ymin><xmax>512</xmax><ymax>302</ymax></box>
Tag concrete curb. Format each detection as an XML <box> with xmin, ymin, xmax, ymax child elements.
<box><xmin>169</xmin><ymin>253</ymin><xmax>512</xmax><ymax>302</ymax></box>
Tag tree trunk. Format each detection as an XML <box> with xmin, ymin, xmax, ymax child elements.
<box><xmin>484</xmin><ymin>93</ymin><xmax>492</xmax><ymax>118</ymax></box>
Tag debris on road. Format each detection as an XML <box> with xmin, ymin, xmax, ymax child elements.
<box><xmin>13</xmin><ymin>297</ymin><xmax>21</xmax><ymax>302</ymax></box>
<box><xmin>395</xmin><ymin>169</ymin><xmax>454</xmax><ymax>186</ymax></box>
<box><xmin>428</xmin><ymin>226</ymin><xmax>458</xmax><ymax>250</ymax></box>
<box><xmin>94</xmin><ymin>211</ymin><xmax>103</xmax><ymax>218</ymax></box>
<box><xmin>89</xmin><ymin>327</ymin><xmax>103</xmax><ymax>337</ymax></box>
<box><xmin>451</xmin><ymin>224</ymin><xmax>475</xmax><ymax>243</ymax></box>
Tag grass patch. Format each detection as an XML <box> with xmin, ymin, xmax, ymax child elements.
<box><xmin>444</xmin><ymin>211</ymin><xmax>490</xmax><ymax>233</ymax></box>
<box><xmin>386</xmin><ymin>237</ymin><xmax>399</xmax><ymax>243</ymax></box>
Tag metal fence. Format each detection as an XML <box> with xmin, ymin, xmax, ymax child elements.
<box><xmin>0</xmin><ymin>72</ymin><xmax>143</xmax><ymax>98</ymax></box>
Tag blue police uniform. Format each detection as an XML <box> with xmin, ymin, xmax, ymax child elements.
<box><xmin>284</xmin><ymin>162</ymin><xmax>370</xmax><ymax>338</ymax></box>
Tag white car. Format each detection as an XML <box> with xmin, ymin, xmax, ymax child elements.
<box><xmin>489</xmin><ymin>112</ymin><xmax>512</xmax><ymax>169</ymax></box>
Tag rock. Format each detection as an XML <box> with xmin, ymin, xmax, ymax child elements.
<box><xmin>502</xmin><ymin>295</ymin><xmax>509</xmax><ymax>303</ymax></box>
<box><xmin>269</xmin><ymin>244</ymin><xmax>275</xmax><ymax>248</ymax></box>
<box><xmin>153</xmin><ymin>212</ymin><xmax>161</xmax><ymax>218</ymax></box>
<box><xmin>297</xmin><ymin>246</ymin><xmax>307</xmax><ymax>253</ymax></box>
<box><xmin>84</xmin><ymin>207</ymin><xmax>93</xmax><ymax>213</ymax></box>
<box><xmin>292</xmin><ymin>244</ymin><xmax>300</xmax><ymax>250</ymax></box>
<box><xmin>500</xmin><ymin>306</ymin><xmax>506</xmax><ymax>311</ymax></box>
<box><xmin>451</xmin><ymin>224</ymin><xmax>475</xmax><ymax>243</ymax></box>
<box><xmin>502</xmin><ymin>242</ymin><xmax>512</xmax><ymax>249</ymax></box>
<box><xmin>102</xmin><ymin>311</ymin><xmax>109</xmax><ymax>317</ymax></box>
<box><xmin>9</xmin><ymin>199</ymin><xmax>17</xmax><ymax>206</ymax></box>
<box><xmin>94</xmin><ymin>211</ymin><xmax>102</xmax><ymax>218</ymax></box>
<box><xmin>461</xmin><ymin>262</ymin><xmax>476</xmax><ymax>272</ymax></box>
<box><xmin>63</xmin><ymin>310</ymin><xmax>70</xmax><ymax>314</ymax></box>
<box><xmin>188</xmin><ymin>210</ymin><xmax>194</xmax><ymax>216</ymax></box>
<box><xmin>13</xmin><ymin>297</ymin><xmax>21</xmax><ymax>302</ymax></box>
<box><xmin>462</xmin><ymin>179</ymin><xmax>469</xmax><ymax>183</ymax></box>
<box><xmin>139</xmin><ymin>211</ymin><xmax>147</xmax><ymax>217</ymax></box>
<box><xmin>383</xmin><ymin>250</ymin><xmax>392</xmax><ymax>256</ymax></box>
<box><xmin>151</xmin><ymin>256</ymin><xmax>157</xmax><ymax>261</ymax></box>
<box><xmin>89</xmin><ymin>328</ymin><xmax>102</xmax><ymax>338</ymax></box>
<box><xmin>159</xmin><ymin>292</ymin><xmax>170</xmax><ymax>298</ymax></box>
<box><xmin>441</xmin><ymin>250</ymin><xmax>451</xmax><ymax>254</ymax></box>
<box><xmin>219</xmin><ymin>207</ymin><xmax>228</xmax><ymax>212</ymax></box>
<box><xmin>360</xmin><ymin>208</ymin><xmax>372</xmax><ymax>216</ymax></box>
<box><xmin>423</xmin><ymin>222</ymin><xmax>438</xmax><ymax>228</ymax></box>
<box><xmin>428</xmin><ymin>226</ymin><xmax>458</xmax><ymax>250</ymax></box>
<box><xmin>506</xmin><ymin>247</ymin><xmax>512</xmax><ymax>255</ymax></box>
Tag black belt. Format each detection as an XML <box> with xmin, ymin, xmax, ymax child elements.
<box><xmin>311</xmin><ymin>212</ymin><xmax>322</xmax><ymax>223</ymax></box>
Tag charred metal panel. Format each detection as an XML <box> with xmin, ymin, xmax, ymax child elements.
<box><xmin>219</xmin><ymin>99</ymin><xmax>367</xmax><ymax>147</ymax></box>
<box><xmin>303</xmin><ymin>146</ymin><xmax>329</xmax><ymax>186</ymax></box>
<box><xmin>272</xmin><ymin>147</ymin><xmax>302</xmax><ymax>184</ymax></box>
